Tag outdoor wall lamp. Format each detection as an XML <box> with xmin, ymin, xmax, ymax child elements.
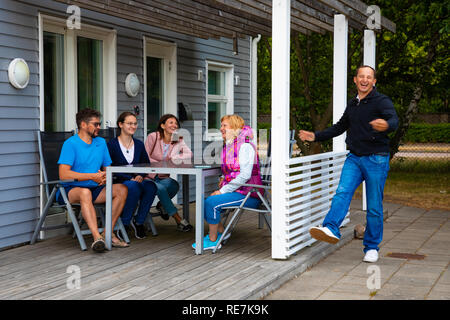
<box><xmin>8</xmin><ymin>58</ymin><xmax>30</xmax><ymax>89</ymax></box>
<box><xmin>235</xmin><ymin>75</ymin><xmax>240</xmax><ymax>86</ymax></box>
<box><xmin>125</xmin><ymin>73</ymin><xmax>140</xmax><ymax>97</ymax></box>
<box><xmin>197</xmin><ymin>69</ymin><xmax>203</xmax><ymax>81</ymax></box>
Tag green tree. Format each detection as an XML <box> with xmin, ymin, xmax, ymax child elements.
<box><xmin>257</xmin><ymin>0</ymin><xmax>449</xmax><ymax>157</ymax></box>
<box><xmin>373</xmin><ymin>0</ymin><xmax>449</xmax><ymax>157</ymax></box>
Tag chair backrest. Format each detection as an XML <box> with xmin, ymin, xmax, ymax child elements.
<box><xmin>260</xmin><ymin>129</ymin><xmax>296</xmax><ymax>182</ymax></box>
<box><xmin>97</xmin><ymin>127</ymin><xmax>117</xmax><ymax>143</ymax></box>
<box><xmin>38</xmin><ymin>131</ymin><xmax>74</xmax><ymax>198</ymax></box>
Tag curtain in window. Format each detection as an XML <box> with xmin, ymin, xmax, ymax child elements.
<box><xmin>43</xmin><ymin>31</ymin><xmax>65</xmax><ymax>131</ymax></box>
<box><xmin>77</xmin><ymin>36</ymin><xmax>103</xmax><ymax>112</ymax></box>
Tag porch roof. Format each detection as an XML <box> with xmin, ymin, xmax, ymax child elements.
<box><xmin>55</xmin><ymin>0</ymin><xmax>396</xmax><ymax>39</ymax></box>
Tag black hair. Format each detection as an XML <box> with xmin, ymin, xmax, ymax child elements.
<box><xmin>156</xmin><ymin>114</ymin><xmax>181</xmax><ymax>143</ymax></box>
<box><xmin>76</xmin><ymin>108</ymin><xmax>101</xmax><ymax>129</ymax></box>
<box><xmin>355</xmin><ymin>65</ymin><xmax>376</xmax><ymax>79</ymax></box>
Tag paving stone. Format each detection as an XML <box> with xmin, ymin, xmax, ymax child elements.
<box><xmin>436</xmin><ymin>269</ymin><xmax>450</xmax><ymax>284</ymax></box>
<box><xmin>327</xmin><ymin>275</ymin><xmax>377</xmax><ymax>295</ymax></box>
<box><xmin>402</xmin><ymin>254</ymin><xmax>450</xmax><ymax>267</ymax></box>
<box><xmin>317</xmin><ymin>291</ymin><xmax>371</xmax><ymax>300</ymax></box>
<box><xmin>264</xmin><ymin>284</ymin><xmax>327</xmax><ymax>300</ymax></box>
<box><xmin>383</xmin><ymin>239</ymin><xmax>425</xmax><ymax>250</ymax></box>
<box><xmin>426</xmin><ymin>290</ymin><xmax>450</xmax><ymax>300</ymax></box>
<box><xmin>346</xmin><ymin>262</ymin><xmax>401</xmax><ymax>282</ymax></box>
<box><xmin>387</xmin><ymin>275</ymin><xmax>438</xmax><ymax>287</ymax></box>
<box><xmin>393</xmin><ymin>262</ymin><xmax>443</xmax><ymax>276</ymax></box>
<box><xmin>373</xmin><ymin>283</ymin><xmax>430</xmax><ymax>300</ymax></box>
<box><xmin>294</xmin><ymin>269</ymin><xmax>344</xmax><ymax>286</ymax></box>
<box><xmin>426</xmin><ymin>281</ymin><xmax>450</xmax><ymax>300</ymax></box>
<box><xmin>417</xmin><ymin>247</ymin><xmax>450</xmax><ymax>256</ymax></box>
<box><xmin>393</xmin><ymin>207</ymin><xmax>427</xmax><ymax>217</ymax></box>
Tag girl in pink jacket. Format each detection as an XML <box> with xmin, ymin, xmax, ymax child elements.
<box><xmin>144</xmin><ymin>114</ymin><xmax>193</xmax><ymax>232</ymax></box>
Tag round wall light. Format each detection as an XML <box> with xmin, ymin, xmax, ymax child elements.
<box><xmin>8</xmin><ymin>58</ymin><xmax>30</xmax><ymax>89</ymax></box>
<box><xmin>125</xmin><ymin>73</ymin><xmax>140</xmax><ymax>97</ymax></box>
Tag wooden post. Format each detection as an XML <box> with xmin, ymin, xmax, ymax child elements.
<box><xmin>271</xmin><ymin>0</ymin><xmax>290</xmax><ymax>260</ymax></box>
<box><xmin>332</xmin><ymin>14</ymin><xmax>348</xmax><ymax>152</ymax></box>
<box><xmin>362</xmin><ymin>29</ymin><xmax>376</xmax><ymax>211</ymax></box>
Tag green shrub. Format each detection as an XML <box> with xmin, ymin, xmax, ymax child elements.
<box><xmin>402</xmin><ymin>123</ymin><xmax>450</xmax><ymax>143</ymax></box>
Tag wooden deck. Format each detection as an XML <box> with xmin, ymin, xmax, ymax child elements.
<box><xmin>0</xmin><ymin>203</ymin><xmax>363</xmax><ymax>300</ymax></box>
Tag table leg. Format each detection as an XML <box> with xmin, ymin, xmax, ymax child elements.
<box><xmin>105</xmin><ymin>169</ymin><xmax>112</xmax><ymax>250</ymax></box>
<box><xmin>195</xmin><ymin>171</ymin><xmax>205</xmax><ymax>254</ymax></box>
<box><xmin>182</xmin><ymin>175</ymin><xmax>190</xmax><ymax>222</ymax></box>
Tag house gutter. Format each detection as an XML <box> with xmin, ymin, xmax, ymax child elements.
<box><xmin>251</xmin><ymin>34</ymin><xmax>261</xmax><ymax>142</ymax></box>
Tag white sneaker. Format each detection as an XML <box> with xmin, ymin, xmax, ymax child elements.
<box><xmin>363</xmin><ymin>249</ymin><xmax>379</xmax><ymax>263</ymax></box>
<box><xmin>309</xmin><ymin>226</ymin><xmax>340</xmax><ymax>244</ymax></box>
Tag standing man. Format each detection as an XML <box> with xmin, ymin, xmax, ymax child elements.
<box><xmin>298</xmin><ymin>65</ymin><xmax>398</xmax><ymax>263</ymax></box>
<box><xmin>57</xmin><ymin>108</ymin><xmax>129</xmax><ymax>252</ymax></box>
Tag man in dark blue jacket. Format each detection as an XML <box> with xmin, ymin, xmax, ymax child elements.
<box><xmin>298</xmin><ymin>65</ymin><xmax>398</xmax><ymax>263</ymax></box>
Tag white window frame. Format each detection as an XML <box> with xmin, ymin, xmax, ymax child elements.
<box><xmin>39</xmin><ymin>14</ymin><xmax>117</xmax><ymax>131</ymax></box>
<box><xmin>205</xmin><ymin>61</ymin><xmax>234</xmax><ymax>141</ymax></box>
<box><xmin>143</xmin><ymin>36</ymin><xmax>177</xmax><ymax>135</ymax></box>
<box><xmin>143</xmin><ymin>37</ymin><xmax>178</xmax><ymax>204</ymax></box>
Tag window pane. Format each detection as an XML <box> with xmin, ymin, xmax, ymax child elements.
<box><xmin>147</xmin><ymin>56</ymin><xmax>164</xmax><ymax>134</ymax></box>
<box><xmin>77</xmin><ymin>37</ymin><xmax>103</xmax><ymax>112</ymax></box>
<box><xmin>208</xmin><ymin>70</ymin><xmax>225</xmax><ymax>95</ymax></box>
<box><xmin>208</xmin><ymin>102</ymin><xmax>225</xmax><ymax>130</ymax></box>
<box><xmin>43</xmin><ymin>32</ymin><xmax>65</xmax><ymax>131</ymax></box>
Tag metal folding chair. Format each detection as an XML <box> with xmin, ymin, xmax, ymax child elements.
<box><xmin>212</xmin><ymin>129</ymin><xmax>296</xmax><ymax>253</ymax></box>
<box><xmin>97</xmin><ymin>127</ymin><xmax>117</xmax><ymax>143</ymax></box>
<box><xmin>30</xmin><ymin>130</ymin><xmax>129</xmax><ymax>250</ymax></box>
<box><xmin>30</xmin><ymin>131</ymin><xmax>90</xmax><ymax>250</ymax></box>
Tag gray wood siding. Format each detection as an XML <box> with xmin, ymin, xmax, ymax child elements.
<box><xmin>0</xmin><ymin>0</ymin><xmax>252</xmax><ymax>249</ymax></box>
<box><xmin>0</xmin><ymin>0</ymin><xmax>40</xmax><ymax>249</ymax></box>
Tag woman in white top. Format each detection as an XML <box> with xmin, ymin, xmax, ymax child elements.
<box><xmin>192</xmin><ymin>114</ymin><xmax>263</xmax><ymax>250</ymax></box>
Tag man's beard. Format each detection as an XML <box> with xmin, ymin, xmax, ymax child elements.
<box><xmin>89</xmin><ymin>130</ymin><xmax>98</xmax><ymax>138</ymax></box>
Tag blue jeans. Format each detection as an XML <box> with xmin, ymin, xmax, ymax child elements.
<box><xmin>204</xmin><ymin>192</ymin><xmax>261</xmax><ymax>225</ymax></box>
<box><xmin>322</xmin><ymin>153</ymin><xmax>390</xmax><ymax>253</ymax></box>
<box><xmin>122</xmin><ymin>180</ymin><xmax>157</xmax><ymax>225</ymax></box>
<box><xmin>153</xmin><ymin>177</ymin><xmax>180</xmax><ymax>216</ymax></box>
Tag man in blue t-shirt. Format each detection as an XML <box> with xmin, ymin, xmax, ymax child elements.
<box><xmin>58</xmin><ymin>108</ymin><xmax>128</xmax><ymax>252</ymax></box>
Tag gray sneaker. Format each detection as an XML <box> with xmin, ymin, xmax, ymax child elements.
<box><xmin>177</xmin><ymin>219</ymin><xmax>193</xmax><ymax>232</ymax></box>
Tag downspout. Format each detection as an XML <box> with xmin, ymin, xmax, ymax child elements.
<box><xmin>251</xmin><ymin>34</ymin><xmax>261</xmax><ymax>143</ymax></box>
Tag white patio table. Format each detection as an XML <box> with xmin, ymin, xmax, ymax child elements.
<box><xmin>105</xmin><ymin>161</ymin><xmax>221</xmax><ymax>254</ymax></box>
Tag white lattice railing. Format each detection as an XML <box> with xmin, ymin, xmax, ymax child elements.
<box><xmin>285</xmin><ymin>150</ymin><xmax>349</xmax><ymax>256</ymax></box>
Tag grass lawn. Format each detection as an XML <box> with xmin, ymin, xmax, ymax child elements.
<box><xmin>353</xmin><ymin>159</ymin><xmax>449</xmax><ymax>211</ymax></box>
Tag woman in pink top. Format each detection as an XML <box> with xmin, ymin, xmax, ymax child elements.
<box><xmin>144</xmin><ymin>114</ymin><xmax>193</xmax><ymax>232</ymax></box>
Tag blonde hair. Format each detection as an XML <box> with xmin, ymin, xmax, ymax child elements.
<box><xmin>221</xmin><ymin>114</ymin><xmax>245</xmax><ymax>130</ymax></box>
<box><xmin>221</xmin><ymin>114</ymin><xmax>245</xmax><ymax>142</ymax></box>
